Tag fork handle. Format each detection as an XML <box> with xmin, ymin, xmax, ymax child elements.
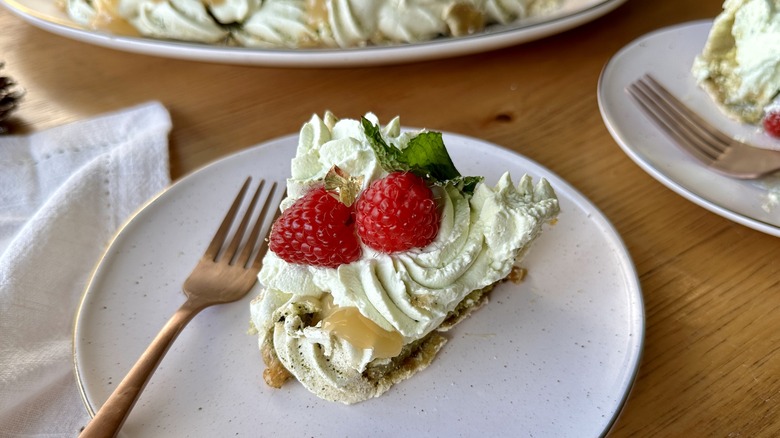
<box><xmin>80</xmin><ymin>299</ymin><xmax>205</xmax><ymax>438</ymax></box>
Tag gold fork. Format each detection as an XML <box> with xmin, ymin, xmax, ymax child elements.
<box><xmin>626</xmin><ymin>74</ymin><xmax>780</xmax><ymax>179</ymax></box>
<box><xmin>80</xmin><ymin>177</ymin><xmax>281</xmax><ymax>438</ymax></box>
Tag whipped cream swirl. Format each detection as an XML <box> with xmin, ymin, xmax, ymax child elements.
<box><xmin>64</xmin><ymin>0</ymin><xmax>563</xmax><ymax>48</ymax></box>
<box><xmin>249</xmin><ymin>112</ymin><xmax>559</xmax><ymax>404</ymax></box>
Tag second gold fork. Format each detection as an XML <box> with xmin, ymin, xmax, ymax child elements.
<box><xmin>627</xmin><ymin>74</ymin><xmax>780</xmax><ymax>179</ymax></box>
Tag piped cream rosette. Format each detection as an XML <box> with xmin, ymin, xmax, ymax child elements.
<box><xmin>249</xmin><ymin>112</ymin><xmax>559</xmax><ymax>404</ymax></box>
<box><xmin>63</xmin><ymin>0</ymin><xmax>562</xmax><ymax>48</ymax></box>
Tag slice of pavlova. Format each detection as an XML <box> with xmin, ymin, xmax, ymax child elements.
<box><xmin>249</xmin><ymin>112</ymin><xmax>559</xmax><ymax>404</ymax></box>
<box><xmin>692</xmin><ymin>0</ymin><xmax>780</xmax><ymax>126</ymax></box>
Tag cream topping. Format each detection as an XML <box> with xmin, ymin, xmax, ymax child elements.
<box><xmin>66</xmin><ymin>0</ymin><xmax>230</xmax><ymax>42</ymax></box>
<box><xmin>249</xmin><ymin>112</ymin><xmax>559</xmax><ymax>403</ymax></box>
<box><xmin>234</xmin><ymin>1</ymin><xmax>319</xmax><ymax>48</ymax></box>
<box><xmin>64</xmin><ymin>0</ymin><xmax>563</xmax><ymax>48</ymax></box>
<box><xmin>693</xmin><ymin>0</ymin><xmax>780</xmax><ymax>123</ymax></box>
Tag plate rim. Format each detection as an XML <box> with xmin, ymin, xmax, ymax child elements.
<box><xmin>597</xmin><ymin>19</ymin><xmax>780</xmax><ymax>238</ymax></box>
<box><xmin>73</xmin><ymin>130</ymin><xmax>644</xmax><ymax>436</ymax></box>
<box><xmin>3</xmin><ymin>0</ymin><xmax>627</xmax><ymax>67</ymax></box>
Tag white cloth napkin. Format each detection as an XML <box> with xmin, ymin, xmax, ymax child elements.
<box><xmin>0</xmin><ymin>102</ymin><xmax>172</xmax><ymax>437</ymax></box>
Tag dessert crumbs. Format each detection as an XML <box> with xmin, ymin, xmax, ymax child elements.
<box><xmin>261</xmin><ymin>338</ymin><xmax>292</xmax><ymax>388</ymax></box>
<box><xmin>508</xmin><ymin>266</ymin><xmax>527</xmax><ymax>284</ymax></box>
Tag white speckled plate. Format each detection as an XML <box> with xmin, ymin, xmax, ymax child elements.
<box><xmin>599</xmin><ymin>21</ymin><xmax>780</xmax><ymax>237</ymax></box>
<box><xmin>74</xmin><ymin>131</ymin><xmax>643</xmax><ymax>437</ymax></box>
<box><xmin>2</xmin><ymin>0</ymin><xmax>626</xmax><ymax>67</ymax></box>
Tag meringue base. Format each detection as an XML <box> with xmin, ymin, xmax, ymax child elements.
<box><xmin>257</xmin><ymin>281</ymin><xmax>500</xmax><ymax>404</ymax></box>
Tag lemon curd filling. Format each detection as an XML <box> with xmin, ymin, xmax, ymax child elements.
<box><xmin>315</xmin><ymin>294</ymin><xmax>404</xmax><ymax>359</ymax></box>
<box><xmin>321</xmin><ymin>307</ymin><xmax>404</xmax><ymax>359</ymax></box>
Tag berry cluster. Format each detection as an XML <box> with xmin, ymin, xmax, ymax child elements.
<box><xmin>269</xmin><ymin>171</ymin><xmax>440</xmax><ymax>267</ymax></box>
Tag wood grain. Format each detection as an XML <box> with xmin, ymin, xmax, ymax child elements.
<box><xmin>4</xmin><ymin>0</ymin><xmax>780</xmax><ymax>435</ymax></box>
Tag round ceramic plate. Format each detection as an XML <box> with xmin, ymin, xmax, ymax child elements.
<box><xmin>2</xmin><ymin>0</ymin><xmax>626</xmax><ymax>67</ymax></box>
<box><xmin>598</xmin><ymin>20</ymin><xmax>780</xmax><ymax>237</ymax></box>
<box><xmin>74</xmin><ymin>131</ymin><xmax>643</xmax><ymax>437</ymax></box>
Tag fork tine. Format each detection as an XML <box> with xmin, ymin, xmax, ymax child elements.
<box><xmin>643</xmin><ymin>75</ymin><xmax>734</xmax><ymax>148</ymax></box>
<box><xmin>627</xmin><ymin>79</ymin><xmax>720</xmax><ymax>164</ymax></box>
<box><xmin>633</xmin><ymin>78</ymin><xmax>722</xmax><ymax>154</ymax></box>
<box><xmin>627</xmin><ymin>82</ymin><xmax>714</xmax><ymax>162</ymax></box>
<box><xmin>637</xmin><ymin>76</ymin><xmax>732</xmax><ymax>157</ymax></box>
<box><xmin>235</xmin><ymin>182</ymin><xmax>279</xmax><ymax>268</ymax></box>
<box><xmin>221</xmin><ymin>180</ymin><xmax>266</xmax><ymax>264</ymax></box>
<box><xmin>203</xmin><ymin>177</ymin><xmax>252</xmax><ymax>262</ymax></box>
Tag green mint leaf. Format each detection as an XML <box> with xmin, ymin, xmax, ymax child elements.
<box><xmin>457</xmin><ymin>176</ymin><xmax>483</xmax><ymax>194</ymax></box>
<box><xmin>361</xmin><ymin>117</ymin><xmax>483</xmax><ymax>195</ymax></box>
<box><xmin>361</xmin><ymin>117</ymin><xmax>402</xmax><ymax>171</ymax></box>
<box><xmin>403</xmin><ymin>131</ymin><xmax>461</xmax><ymax>181</ymax></box>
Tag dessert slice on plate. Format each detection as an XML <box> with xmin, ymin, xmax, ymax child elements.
<box><xmin>249</xmin><ymin>112</ymin><xmax>559</xmax><ymax>404</ymax></box>
<box><xmin>692</xmin><ymin>0</ymin><xmax>780</xmax><ymax>136</ymax></box>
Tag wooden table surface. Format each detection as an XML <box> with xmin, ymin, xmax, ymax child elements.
<box><xmin>3</xmin><ymin>0</ymin><xmax>779</xmax><ymax>436</ymax></box>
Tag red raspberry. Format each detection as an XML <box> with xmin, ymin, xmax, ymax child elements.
<box><xmin>269</xmin><ymin>187</ymin><xmax>360</xmax><ymax>268</ymax></box>
<box><xmin>764</xmin><ymin>110</ymin><xmax>780</xmax><ymax>138</ymax></box>
<box><xmin>355</xmin><ymin>172</ymin><xmax>440</xmax><ymax>253</ymax></box>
